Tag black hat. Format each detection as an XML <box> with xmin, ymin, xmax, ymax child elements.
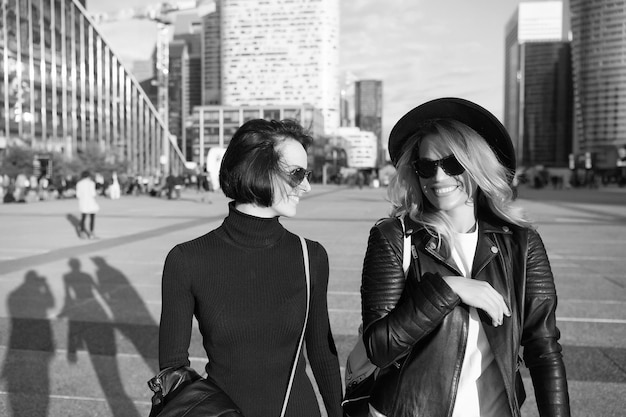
<box><xmin>388</xmin><ymin>97</ymin><xmax>515</xmax><ymax>174</ymax></box>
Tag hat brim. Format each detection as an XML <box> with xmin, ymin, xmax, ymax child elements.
<box><xmin>388</xmin><ymin>97</ymin><xmax>516</xmax><ymax>174</ymax></box>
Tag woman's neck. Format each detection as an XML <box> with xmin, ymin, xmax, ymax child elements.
<box><xmin>445</xmin><ymin>204</ymin><xmax>477</xmax><ymax>233</ymax></box>
<box><xmin>235</xmin><ymin>202</ymin><xmax>278</xmax><ymax>218</ymax></box>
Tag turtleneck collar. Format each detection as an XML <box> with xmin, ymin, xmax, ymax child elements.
<box><xmin>221</xmin><ymin>201</ymin><xmax>286</xmax><ymax>248</ymax></box>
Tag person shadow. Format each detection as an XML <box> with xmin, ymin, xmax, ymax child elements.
<box><xmin>1</xmin><ymin>270</ymin><xmax>55</xmax><ymax>417</ymax></box>
<box><xmin>65</xmin><ymin>214</ymin><xmax>83</xmax><ymax>238</ymax></box>
<box><xmin>91</xmin><ymin>256</ymin><xmax>159</xmax><ymax>373</ymax></box>
<box><xmin>58</xmin><ymin>258</ymin><xmax>140</xmax><ymax>417</ymax></box>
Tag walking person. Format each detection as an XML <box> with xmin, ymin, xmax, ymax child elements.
<box><xmin>109</xmin><ymin>171</ymin><xmax>121</xmax><ymax>200</ymax></box>
<box><xmin>360</xmin><ymin>98</ymin><xmax>570</xmax><ymax>417</ymax></box>
<box><xmin>76</xmin><ymin>170</ymin><xmax>99</xmax><ymax>239</ymax></box>
<box><xmin>158</xmin><ymin>119</ymin><xmax>343</xmax><ymax>417</ymax></box>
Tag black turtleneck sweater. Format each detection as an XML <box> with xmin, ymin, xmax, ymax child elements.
<box><xmin>159</xmin><ymin>203</ymin><xmax>343</xmax><ymax>417</ymax></box>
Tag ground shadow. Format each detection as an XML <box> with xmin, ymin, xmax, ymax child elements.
<box><xmin>65</xmin><ymin>214</ymin><xmax>82</xmax><ymax>238</ymax></box>
<box><xmin>59</xmin><ymin>258</ymin><xmax>140</xmax><ymax>417</ymax></box>
<box><xmin>1</xmin><ymin>270</ymin><xmax>55</xmax><ymax>417</ymax></box>
<box><xmin>517</xmin><ymin>185</ymin><xmax>626</xmax><ymax>206</ymax></box>
<box><xmin>91</xmin><ymin>256</ymin><xmax>159</xmax><ymax>373</ymax></box>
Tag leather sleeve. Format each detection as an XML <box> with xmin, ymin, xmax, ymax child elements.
<box><xmin>522</xmin><ymin>229</ymin><xmax>571</xmax><ymax>416</ymax></box>
<box><xmin>361</xmin><ymin>223</ymin><xmax>460</xmax><ymax>368</ymax></box>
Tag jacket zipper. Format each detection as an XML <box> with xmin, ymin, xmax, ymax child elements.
<box><xmin>446</xmin><ymin>308</ymin><xmax>469</xmax><ymax>417</ymax></box>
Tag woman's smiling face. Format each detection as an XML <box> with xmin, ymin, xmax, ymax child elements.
<box><xmin>270</xmin><ymin>138</ymin><xmax>311</xmax><ymax>218</ymax></box>
<box><xmin>417</xmin><ymin>134</ymin><xmax>476</xmax><ymax>217</ymax></box>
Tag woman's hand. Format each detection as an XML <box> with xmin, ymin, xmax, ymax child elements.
<box><xmin>442</xmin><ymin>276</ymin><xmax>511</xmax><ymax>326</ymax></box>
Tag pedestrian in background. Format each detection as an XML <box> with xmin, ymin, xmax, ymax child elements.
<box><xmin>109</xmin><ymin>172</ymin><xmax>121</xmax><ymax>200</ymax></box>
<box><xmin>76</xmin><ymin>170</ymin><xmax>99</xmax><ymax>239</ymax></box>
<box><xmin>158</xmin><ymin>119</ymin><xmax>343</xmax><ymax>417</ymax></box>
<box><xmin>359</xmin><ymin>98</ymin><xmax>570</xmax><ymax>417</ymax></box>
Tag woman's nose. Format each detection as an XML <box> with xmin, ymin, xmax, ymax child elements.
<box><xmin>301</xmin><ymin>177</ymin><xmax>312</xmax><ymax>192</ymax></box>
<box><xmin>434</xmin><ymin>165</ymin><xmax>449</xmax><ymax>180</ymax></box>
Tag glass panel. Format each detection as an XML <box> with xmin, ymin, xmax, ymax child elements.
<box><xmin>263</xmin><ymin>108</ymin><xmax>280</xmax><ymax>121</ymax></box>
<box><xmin>222</xmin><ymin>109</ymin><xmax>239</xmax><ymax>123</ymax></box>
<box><xmin>243</xmin><ymin>109</ymin><xmax>259</xmax><ymax>122</ymax></box>
<box><xmin>204</xmin><ymin>111</ymin><xmax>219</xmax><ymax>123</ymax></box>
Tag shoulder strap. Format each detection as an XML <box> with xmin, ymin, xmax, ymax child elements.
<box><xmin>280</xmin><ymin>236</ymin><xmax>311</xmax><ymax>417</ymax></box>
<box><xmin>400</xmin><ymin>216</ymin><xmax>411</xmax><ymax>275</ymax></box>
<box><xmin>375</xmin><ymin>216</ymin><xmax>411</xmax><ymax>277</ymax></box>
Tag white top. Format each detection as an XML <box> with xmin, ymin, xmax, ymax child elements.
<box><xmin>76</xmin><ymin>177</ymin><xmax>100</xmax><ymax>214</ymax></box>
<box><xmin>451</xmin><ymin>226</ymin><xmax>510</xmax><ymax>417</ymax></box>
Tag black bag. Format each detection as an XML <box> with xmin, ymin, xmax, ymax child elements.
<box><xmin>342</xmin><ymin>218</ymin><xmax>410</xmax><ymax>417</ymax></box>
<box><xmin>148</xmin><ymin>366</ymin><xmax>243</xmax><ymax>417</ymax></box>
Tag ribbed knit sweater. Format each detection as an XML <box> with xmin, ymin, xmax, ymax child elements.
<box><xmin>159</xmin><ymin>203</ymin><xmax>343</xmax><ymax>417</ymax></box>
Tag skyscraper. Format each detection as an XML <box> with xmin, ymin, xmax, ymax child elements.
<box><xmin>201</xmin><ymin>2</ymin><xmax>221</xmax><ymax>105</ymax></box>
<box><xmin>504</xmin><ymin>1</ymin><xmax>573</xmax><ymax>168</ymax></box>
<box><xmin>354</xmin><ymin>80</ymin><xmax>383</xmax><ymax>166</ymax></box>
<box><xmin>569</xmin><ymin>0</ymin><xmax>626</xmax><ymax>170</ymax></box>
<box><xmin>213</xmin><ymin>0</ymin><xmax>340</xmax><ymax>131</ymax></box>
<box><xmin>169</xmin><ymin>40</ymin><xmax>186</xmax><ymax>145</ymax></box>
<box><xmin>173</xmin><ymin>22</ymin><xmax>203</xmax><ymax>160</ymax></box>
<box><xmin>339</xmin><ymin>71</ymin><xmax>357</xmax><ymax>127</ymax></box>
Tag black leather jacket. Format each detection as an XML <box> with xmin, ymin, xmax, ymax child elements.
<box><xmin>361</xmin><ymin>214</ymin><xmax>570</xmax><ymax>417</ymax></box>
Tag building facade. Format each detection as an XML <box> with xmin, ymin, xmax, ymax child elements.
<box><xmin>332</xmin><ymin>127</ymin><xmax>378</xmax><ymax>170</ymax></box>
<box><xmin>504</xmin><ymin>1</ymin><xmax>573</xmax><ymax>168</ymax></box>
<box><xmin>339</xmin><ymin>71</ymin><xmax>357</xmax><ymax>127</ymax></box>
<box><xmin>170</xmin><ymin>29</ymin><xmax>203</xmax><ymax>160</ymax></box>
<box><xmin>188</xmin><ymin>103</ymin><xmax>324</xmax><ymax>167</ymax></box>
<box><xmin>211</xmin><ymin>0</ymin><xmax>340</xmax><ymax>131</ymax></box>
<box><xmin>201</xmin><ymin>1</ymin><xmax>221</xmax><ymax>105</ymax></box>
<box><xmin>570</xmin><ymin>0</ymin><xmax>626</xmax><ymax>169</ymax></box>
<box><xmin>354</xmin><ymin>80</ymin><xmax>383</xmax><ymax>166</ymax></box>
<box><xmin>0</xmin><ymin>0</ymin><xmax>184</xmax><ymax>175</ymax></box>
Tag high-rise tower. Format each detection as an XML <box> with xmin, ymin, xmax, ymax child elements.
<box><xmin>569</xmin><ymin>0</ymin><xmax>626</xmax><ymax>169</ymax></box>
<box><xmin>504</xmin><ymin>1</ymin><xmax>573</xmax><ymax>168</ymax></box>
<box><xmin>215</xmin><ymin>0</ymin><xmax>340</xmax><ymax>131</ymax></box>
<box><xmin>355</xmin><ymin>80</ymin><xmax>383</xmax><ymax>166</ymax></box>
<box><xmin>201</xmin><ymin>1</ymin><xmax>221</xmax><ymax>105</ymax></box>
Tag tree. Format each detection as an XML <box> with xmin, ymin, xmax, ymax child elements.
<box><xmin>0</xmin><ymin>144</ymin><xmax>129</xmax><ymax>181</ymax></box>
<box><xmin>0</xmin><ymin>146</ymin><xmax>36</xmax><ymax>178</ymax></box>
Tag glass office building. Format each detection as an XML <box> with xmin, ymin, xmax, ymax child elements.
<box><xmin>354</xmin><ymin>80</ymin><xmax>383</xmax><ymax>166</ymax></box>
<box><xmin>0</xmin><ymin>0</ymin><xmax>184</xmax><ymax>175</ymax></box>
<box><xmin>570</xmin><ymin>0</ymin><xmax>626</xmax><ymax>169</ymax></box>
<box><xmin>203</xmin><ymin>0</ymin><xmax>340</xmax><ymax>132</ymax></box>
<box><xmin>189</xmin><ymin>104</ymin><xmax>324</xmax><ymax>161</ymax></box>
<box><xmin>504</xmin><ymin>1</ymin><xmax>573</xmax><ymax>168</ymax></box>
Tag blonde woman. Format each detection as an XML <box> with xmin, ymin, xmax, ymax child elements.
<box><xmin>360</xmin><ymin>98</ymin><xmax>570</xmax><ymax>417</ymax></box>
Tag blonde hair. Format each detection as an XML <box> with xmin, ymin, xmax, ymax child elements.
<box><xmin>387</xmin><ymin>119</ymin><xmax>532</xmax><ymax>255</ymax></box>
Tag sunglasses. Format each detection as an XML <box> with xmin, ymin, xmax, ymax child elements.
<box><xmin>287</xmin><ymin>167</ymin><xmax>312</xmax><ymax>186</ymax></box>
<box><xmin>412</xmin><ymin>154</ymin><xmax>465</xmax><ymax>178</ymax></box>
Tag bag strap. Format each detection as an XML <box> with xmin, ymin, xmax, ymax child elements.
<box><xmin>400</xmin><ymin>216</ymin><xmax>411</xmax><ymax>275</ymax></box>
<box><xmin>280</xmin><ymin>235</ymin><xmax>311</xmax><ymax>417</ymax></box>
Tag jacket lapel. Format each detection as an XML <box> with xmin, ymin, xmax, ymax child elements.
<box><xmin>472</xmin><ymin>230</ymin><xmax>498</xmax><ymax>280</ymax></box>
<box><xmin>418</xmin><ymin>234</ymin><xmax>464</xmax><ymax>277</ymax></box>
<box><xmin>474</xmin><ymin>218</ymin><xmax>515</xmax><ymax>386</ymax></box>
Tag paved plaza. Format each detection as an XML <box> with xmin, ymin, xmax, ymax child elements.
<box><xmin>0</xmin><ymin>184</ymin><xmax>624</xmax><ymax>416</ymax></box>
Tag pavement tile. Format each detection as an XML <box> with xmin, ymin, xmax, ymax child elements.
<box><xmin>0</xmin><ymin>184</ymin><xmax>624</xmax><ymax>416</ymax></box>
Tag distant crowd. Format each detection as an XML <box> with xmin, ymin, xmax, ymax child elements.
<box><xmin>0</xmin><ymin>171</ymin><xmax>217</xmax><ymax>204</ymax></box>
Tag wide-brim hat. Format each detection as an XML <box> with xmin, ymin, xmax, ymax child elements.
<box><xmin>388</xmin><ymin>97</ymin><xmax>515</xmax><ymax>174</ymax></box>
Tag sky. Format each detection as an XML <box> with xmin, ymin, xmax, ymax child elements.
<box><xmin>89</xmin><ymin>0</ymin><xmax>531</xmax><ymax>141</ymax></box>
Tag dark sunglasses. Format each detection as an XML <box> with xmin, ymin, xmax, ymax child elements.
<box><xmin>287</xmin><ymin>167</ymin><xmax>312</xmax><ymax>186</ymax></box>
<box><xmin>412</xmin><ymin>154</ymin><xmax>465</xmax><ymax>178</ymax></box>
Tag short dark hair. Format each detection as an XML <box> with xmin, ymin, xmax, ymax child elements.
<box><xmin>219</xmin><ymin>119</ymin><xmax>313</xmax><ymax>206</ymax></box>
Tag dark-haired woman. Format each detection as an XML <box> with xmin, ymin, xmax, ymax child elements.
<box><xmin>159</xmin><ymin>119</ymin><xmax>343</xmax><ymax>417</ymax></box>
